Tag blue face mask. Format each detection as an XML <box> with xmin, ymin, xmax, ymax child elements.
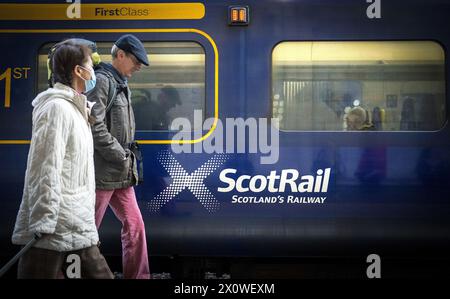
<box><xmin>79</xmin><ymin>66</ymin><xmax>96</xmax><ymax>93</ymax></box>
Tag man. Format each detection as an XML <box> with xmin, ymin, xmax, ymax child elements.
<box><xmin>86</xmin><ymin>34</ymin><xmax>150</xmax><ymax>279</ymax></box>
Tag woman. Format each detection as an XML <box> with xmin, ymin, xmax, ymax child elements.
<box><xmin>345</xmin><ymin>106</ymin><xmax>375</xmax><ymax>131</ymax></box>
<box><xmin>12</xmin><ymin>41</ymin><xmax>113</xmax><ymax>279</ymax></box>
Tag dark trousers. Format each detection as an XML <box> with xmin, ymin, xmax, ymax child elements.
<box><xmin>17</xmin><ymin>245</ymin><xmax>114</xmax><ymax>279</ymax></box>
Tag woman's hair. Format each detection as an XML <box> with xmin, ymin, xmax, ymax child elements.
<box><xmin>50</xmin><ymin>40</ymin><xmax>92</xmax><ymax>86</ymax></box>
<box><xmin>347</xmin><ymin>106</ymin><xmax>367</xmax><ymax>129</ymax></box>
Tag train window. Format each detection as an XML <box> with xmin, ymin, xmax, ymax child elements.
<box><xmin>38</xmin><ymin>41</ymin><xmax>205</xmax><ymax>131</ymax></box>
<box><xmin>272</xmin><ymin>41</ymin><xmax>446</xmax><ymax>131</ymax></box>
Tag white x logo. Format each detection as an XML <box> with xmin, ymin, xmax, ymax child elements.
<box><xmin>148</xmin><ymin>151</ymin><xmax>228</xmax><ymax>213</ymax></box>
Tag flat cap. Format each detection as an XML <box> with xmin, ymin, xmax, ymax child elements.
<box><xmin>115</xmin><ymin>34</ymin><xmax>149</xmax><ymax>66</ymax></box>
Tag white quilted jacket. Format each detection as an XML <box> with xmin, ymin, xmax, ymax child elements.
<box><xmin>12</xmin><ymin>83</ymin><xmax>99</xmax><ymax>252</ymax></box>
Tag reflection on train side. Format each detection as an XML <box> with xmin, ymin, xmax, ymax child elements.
<box><xmin>38</xmin><ymin>42</ymin><xmax>205</xmax><ymax>132</ymax></box>
<box><xmin>272</xmin><ymin>41</ymin><xmax>445</xmax><ymax>131</ymax></box>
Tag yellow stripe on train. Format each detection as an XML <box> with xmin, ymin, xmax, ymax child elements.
<box><xmin>0</xmin><ymin>3</ymin><xmax>205</xmax><ymax>21</ymax></box>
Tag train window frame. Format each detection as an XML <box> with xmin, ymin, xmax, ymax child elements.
<box><xmin>29</xmin><ymin>28</ymin><xmax>219</xmax><ymax>146</ymax></box>
<box><xmin>37</xmin><ymin>40</ymin><xmax>208</xmax><ymax>134</ymax></box>
<box><xmin>271</xmin><ymin>40</ymin><xmax>447</xmax><ymax>133</ymax></box>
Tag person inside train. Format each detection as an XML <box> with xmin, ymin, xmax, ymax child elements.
<box><xmin>400</xmin><ymin>97</ymin><xmax>417</xmax><ymax>130</ymax></box>
<box><xmin>345</xmin><ymin>106</ymin><xmax>375</xmax><ymax>131</ymax></box>
<box><xmin>345</xmin><ymin>107</ymin><xmax>386</xmax><ymax>183</ymax></box>
<box><xmin>11</xmin><ymin>40</ymin><xmax>114</xmax><ymax>279</ymax></box>
<box><xmin>133</xmin><ymin>86</ymin><xmax>181</xmax><ymax>131</ymax></box>
<box><xmin>149</xmin><ymin>85</ymin><xmax>181</xmax><ymax>130</ymax></box>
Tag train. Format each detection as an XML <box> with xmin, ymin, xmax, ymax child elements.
<box><xmin>1</xmin><ymin>0</ymin><xmax>450</xmax><ymax>278</ymax></box>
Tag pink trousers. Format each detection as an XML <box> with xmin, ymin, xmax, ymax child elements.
<box><xmin>95</xmin><ymin>187</ymin><xmax>150</xmax><ymax>279</ymax></box>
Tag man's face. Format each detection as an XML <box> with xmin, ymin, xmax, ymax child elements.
<box><xmin>116</xmin><ymin>50</ymin><xmax>142</xmax><ymax>78</ymax></box>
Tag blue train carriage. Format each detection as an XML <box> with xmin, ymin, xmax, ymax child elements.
<box><xmin>0</xmin><ymin>0</ymin><xmax>449</xmax><ymax>273</ymax></box>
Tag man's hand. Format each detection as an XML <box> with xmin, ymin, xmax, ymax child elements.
<box><xmin>124</xmin><ymin>149</ymin><xmax>131</xmax><ymax>160</ymax></box>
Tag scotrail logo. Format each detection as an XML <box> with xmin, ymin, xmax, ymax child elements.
<box><xmin>218</xmin><ymin>168</ymin><xmax>331</xmax><ymax>193</ymax></box>
<box><xmin>149</xmin><ymin>150</ymin><xmax>332</xmax><ymax>213</ymax></box>
<box><xmin>149</xmin><ymin>112</ymin><xmax>330</xmax><ymax>212</ymax></box>
<box><xmin>148</xmin><ymin>151</ymin><xmax>229</xmax><ymax>213</ymax></box>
